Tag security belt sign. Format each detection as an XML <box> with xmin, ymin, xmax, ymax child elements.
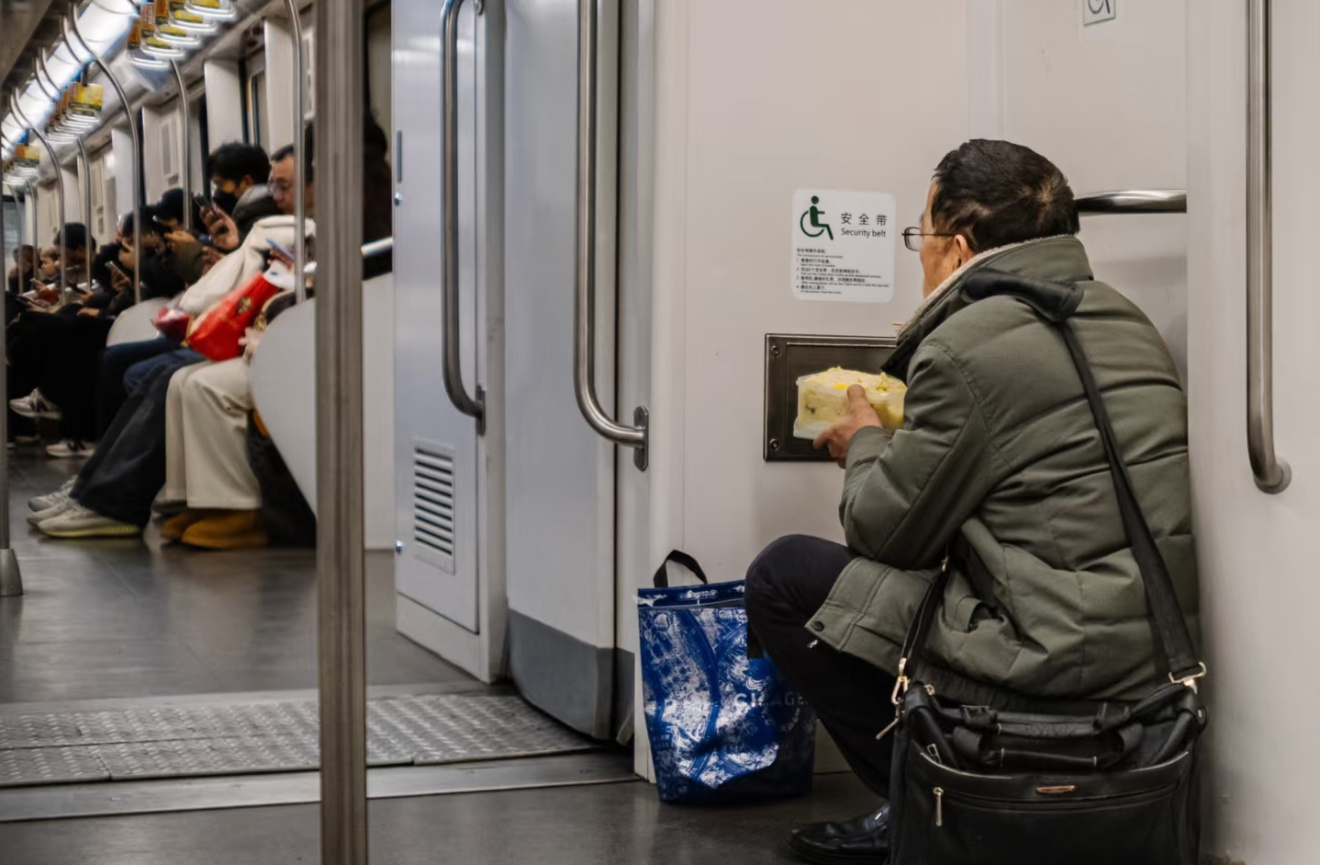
<box><xmin>791</xmin><ymin>189</ymin><xmax>896</xmax><ymax>303</ymax></box>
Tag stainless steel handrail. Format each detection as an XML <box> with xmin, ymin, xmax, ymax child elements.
<box><xmin>74</xmin><ymin>138</ymin><xmax>92</xmax><ymax>292</ymax></box>
<box><xmin>66</xmin><ymin>7</ymin><xmax>142</xmax><ymax>304</ymax></box>
<box><xmin>1075</xmin><ymin>190</ymin><xmax>1187</xmax><ymax>214</ymax></box>
<box><xmin>38</xmin><ymin>49</ymin><xmax>94</xmax><ymax>294</ymax></box>
<box><xmin>1246</xmin><ymin>0</ymin><xmax>1290</xmax><ymax>493</ymax></box>
<box><xmin>169</xmin><ymin>60</ymin><xmax>192</xmax><ymax>232</ymax></box>
<box><xmin>315</xmin><ymin>0</ymin><xmax>367</xmax><ymax>859</ymax></box>
<box><xmin>11</xmin><ymin>94</ymin><xmax>66</xmax><ymax>295</ymax></box>
<box><xmin>440</xmin><ymin>0</ymin><xmax>484</xmax><ymax>431</ymax></box>
<box><xmin>282</xmin><ymin>0</ymin><xmax>307</xmax><ymax>303</ymax></box>
<box><xmin>300</xmin><ymin>236</ymin><xmax>392</xmax><ymax>277</ymax></box>
<box><xmin>0</xmin><ymin>171</ymin><xmax>23</xmax><ymax>597</ymax></box>
<box><xmin>573</xmin><ymin>0</ymin><xmax>647</xmax><ymax>469</ymax></box>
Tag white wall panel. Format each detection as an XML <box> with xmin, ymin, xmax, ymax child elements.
<box><xmin>1188</xmin><ymin>1</ymin><xmax>1320</xmax><ymax>862</ymax></box>
<box><xmin>264</xmin><ymin>18</ymin><xmax>298</xmax><ymax>152</ymax></box>
<box><xmin>650</xmin><ymin>0</ymin><xmax>970</xmax><ymax>583</ymax></box>
<box><xmin>1000</xmin><ymin>0</ymin><xmax>1188</xmax><ymax>377</ymax></box>
<box><xmin>204</xmin><ymin>60</ymin><xmax>246</xmax><ymax>148</ymax></box>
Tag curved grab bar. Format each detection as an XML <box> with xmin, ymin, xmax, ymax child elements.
<box><xmin>66</xmin><ymin>7</ymin><xmax>142</xmax><ymax>304</ymax></box>
<box><xmin>169</xmin><ymin>61</ymin><xmax>192</xmax><ymax>232</ymax></box>
<box><xmin>1246</xmin><ymin>0</ymin><xmax>1290</xmax><ymax>493</ymax></box>
<box><xmin>573</xmin><ymin>0</ymin><xmax>647</xmax><ymax>470</ymax></box>
<box><xmin>36</xmin><ymin>50</ymin><xmax>94</xmax><ymax>296</ymax></box>
<box><xmin>440</xmin><ymin>0</ymin><xmax>485</xmax><ymax>432</ymax></box>
<box><xmin>282</xmin><ymin>0</ymin><xmax>307</xmax><ymax>303</ymax></box>
<box><xmin>1075</xmin><ymin>189</ymin><xmax>1186</xmax><ymax>215</ymax></box>
<box><xmin>10</xmin><ymin>94</ymin><xmax>66</xmax><ymax>295</ymax></box>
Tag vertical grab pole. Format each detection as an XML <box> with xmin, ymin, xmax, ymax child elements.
<box><xmin>169</xmin><ymin>61</ymin><xmax>192</xmax><ymax>232</ymax></box>
<box><xmin>67</xmin><ymin>9</ymin><xmax>141</xmax><ymax>303</ymax></box>
<box><xmin>12</xmin><ymin>96</ymin><xmax>66</xmax><ymax>296</ymax></box>
<box><xmin>439</xmin><ymin>0</ymin><xmax>485</xmax><ymax>428</ymax></box>
<box><xmin>315</xmin><ymin>0</ymin><xmax>367</xmax><ymax>861</ymax></box>
<box><xmin>573</xmin><ymin>0</ymin><xmax>648</xmax><ymax>469</ymax></box>
<box><xmin>75</xmin><ymin>139</ymin><xmax>92</xmax><ymax>291</ymax></box>
<box><xmin>282</xmin><ymin>0</ymin><xmax>306</xmax><ymax>302</ymax></box>
<box><xmin>1246</xmin><ymin>0</ymin><xmax>1290</xmax><ymax>493</ymax></box>
<box><xmin>0</xmin><ymin>154</ymin><xmax>22</xmax><ymax>598</ymax></box>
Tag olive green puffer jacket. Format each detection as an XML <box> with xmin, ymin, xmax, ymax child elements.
<box><xmin>805</xmin><ymin>235</ymin><xmax>1199</xmax><ymax>709</ymax></box>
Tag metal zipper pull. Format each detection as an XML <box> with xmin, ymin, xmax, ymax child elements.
<box><xmin>934</xmin><ymin>787</ymin><xmax>944</xmax><ymax>828</ymax></box>
<box><xmin>874</xmin><ymin>715</ymin><xmax>900</xmax><ymax>741</ymax></box>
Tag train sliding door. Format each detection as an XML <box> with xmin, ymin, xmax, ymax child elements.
<box><xmin>393</xmin><ymin>0</ymin><xmax>505</xmax><ymax>682</ymax></box>
<box><xmin>502</xmin><ymin>0</ymin><xmax>623</xmax><ymax>740</ymax></box>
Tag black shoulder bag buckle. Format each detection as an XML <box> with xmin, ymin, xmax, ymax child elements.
<box><xmin>887</xmin><ymin>271</ymin><xmax>1207</xmax><ymax>865</ymax></box>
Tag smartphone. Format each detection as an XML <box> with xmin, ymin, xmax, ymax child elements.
<box><xmin>266</xmin><ymin>238</ymin><xmax>296</xmax><ymax>261</ymax></box>
<box><xmin>107</xmin><ymin>261</ymin><xmax>128</xmax><ymax>279</ymax></box>
<box><xmin>192</xmin><ymin>193</ymin><xmax>212</xmax><ymax>214</ymax></box>
<box><xmin>196</xmin><ymin>234</ymin><xmax>215</xmax><ymax>248</ymax></box>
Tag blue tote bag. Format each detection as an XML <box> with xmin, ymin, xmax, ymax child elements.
<box><xmin>637</xmin><ymin>551</ymin><xmax>816</xmax><ymax>804</ymax></box>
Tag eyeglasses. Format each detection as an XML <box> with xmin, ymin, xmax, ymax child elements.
<box><xmin>267</xmin><ymin>180</ymin><xmax>295</xmax><ymax>197</ymax></box>
<box><xmin>902</xmin><ymin>227</ymin><xmax>955</xmax><ymax>252</ymax></box>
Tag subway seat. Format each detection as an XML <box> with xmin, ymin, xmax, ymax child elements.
<box><xmin>248</xmin><ymin>274</ymin><xmax>396</xmax><ymax>549</ymax></box>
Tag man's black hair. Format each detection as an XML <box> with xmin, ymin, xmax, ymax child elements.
<box><xmin>931</xmin><ymin>140</ymin><xmax>1080</xmax><ymax>254</ymax></box>
<box><xmin>53</xmin><ymin>222</ymin><xmax>93</xmax><ymax>251</ymax></box>
<box><xmin>155</xmin><ymin>188</ymin><xmax>185</xmax><ymax>224</ymax></box>
<box><xmin>206</xmin><ymin>141</ymin><xmax>272</xmax><ymax>185</ymax></box>
<box><xmin>11</xmin><ymin>244</ymin><xmax>34</xmax><ymax>262</ymax></box>
<box><xmin>272</xmin><ymin>123</ymin><xmax>314</xmax><ymax>183</ymax></box>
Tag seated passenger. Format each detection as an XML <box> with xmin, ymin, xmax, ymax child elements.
<box><xmin>26</xmin><ymin>134</ymin><xmax>325</xmax><ymax>538</ymax></box>
<box><xmin>161</xmin><ymin>118</ymin><xmax>392</xmax><ymax>550</ymax></box>
<box><xmin>743</xmin><ymin>140</ymin><xmax>1199</xmax><ymax>865</ymax></box>
<box><xmin>204</xmin><ymin>141</ymin><xmax>282</xmax><ymax>243</ymax></box>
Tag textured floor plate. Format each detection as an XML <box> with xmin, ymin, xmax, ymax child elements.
<box><xmin>0</xmin><ymin>693</ymin><xmax>594</xmax><ymax>787</ymax></box>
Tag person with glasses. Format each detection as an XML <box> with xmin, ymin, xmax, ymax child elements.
<box><xmin>743</xmin><ymin>140</ymin><xmax>1197</xmax><ymax>864</ymax></box>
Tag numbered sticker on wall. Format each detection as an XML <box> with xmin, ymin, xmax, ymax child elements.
<box><xmin>1083</xmin><ymin>0</ymin><xmax>1116</xmax><ymax>27</ymax></box>
<box><xmin>791</xmin><ymin>189</ymin><xmax>896</xmax><ymax>303</ymax></box>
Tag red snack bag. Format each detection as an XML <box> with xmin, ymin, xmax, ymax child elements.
<box><xmin>152</xmin><ymin>305</ymin><xmax>192</xmax><ymax>340</ymax></box>
<box><xmin>186</xmin><ymin>266</ymin><xmax>289</xmax><ymax>362</ymax></box>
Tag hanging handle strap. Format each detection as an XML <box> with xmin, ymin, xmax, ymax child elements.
<box><xmin>652</xmin><ymin>550</ymin><xmax>710</xmax><ymax>588</ymax></box>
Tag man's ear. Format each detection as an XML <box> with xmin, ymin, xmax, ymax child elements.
<box><xmin>953</xmin><ymin>234</ymin><xmax>975</xmax><ymax>267</ymax></box>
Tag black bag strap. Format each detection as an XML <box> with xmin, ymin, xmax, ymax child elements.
<box><xmin>652</xmin><ymin>550</ymin><xmax>709</xmax><ymax>588</ymax></box>
<box><xmin>896</xmin><ymin>273</ymin><xmax>1204</xmax><ymax>693</ymax></box>
<box><xmin>1057</xmin><ymin>320</ymin><xmax>1202</xmax><ymax>683</ymax></box>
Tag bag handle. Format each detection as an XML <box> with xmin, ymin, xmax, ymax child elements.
<box><xmin>896</xmin><ymin>271</ymin><xmax>1204</xmax><ymax>696</ymax></box>
<box><xmin>652</xmin><ymin>550</ymin><xmax>709</xmax><ymax>588</ymax></box>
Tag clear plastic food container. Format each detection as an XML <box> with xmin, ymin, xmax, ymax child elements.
<box><xmin>793</xmin><ymin>367</ymin><xmax>906</xmax><ymax>440</ymax></box>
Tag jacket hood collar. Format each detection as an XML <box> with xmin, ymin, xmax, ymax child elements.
<box><xmin>883</xmin><ymin>235</ymin><xmax>1093</xmax><ymax>380</ymax></box>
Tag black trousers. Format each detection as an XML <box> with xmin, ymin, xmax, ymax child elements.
<box><xmin>73</xmin><ymin>352</ymin><xmax>200</xmax><ymax>527</ymax></box>
<box><xmin>745</xmin><ymin>534</ymin><xmax>897</xmax><ymax>799</ymax></box>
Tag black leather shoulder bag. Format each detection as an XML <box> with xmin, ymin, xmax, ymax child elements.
<box><xmin>887</xmin><ymin>272</ymin><xmax>1207</xmax><ymax>865</ymax></box>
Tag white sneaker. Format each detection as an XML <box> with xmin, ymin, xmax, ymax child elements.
<box><xmin>29</xmin><ymin>478</ymin><xmax>76</xmax><ymax>512</ymax></box>
<box><xmin>10</xmin><ymin>389</ymin><xmax>60</xmax><ymax>421</ymax></box>
<box><xmin>28</xmin><ymin>497</ymin><xmax>75</xmax><ymax>526</ymax></box>
<box><xmin>45</xmin><ymin>440</ymin><xmax>92</xmax><ymax>459</ymax></box>
<box><xmin>37</xmin><ymin>503</ymin><xmax>141</xmax><ymax>539</ymax></box>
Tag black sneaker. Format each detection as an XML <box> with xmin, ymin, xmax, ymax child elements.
<box><xmin>789</xmin><ymin>804</ymin><xmax>891</xmax><ymax>864</ymax></box>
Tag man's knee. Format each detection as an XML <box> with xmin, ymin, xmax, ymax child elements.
<box><xmin>746</xmin><ymin>534</ymin><xmax>820</xmax><ymax>619</ymax></box>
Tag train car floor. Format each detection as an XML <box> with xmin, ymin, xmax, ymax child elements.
<box><xmin>1</xmin><ymin>449</ymin><xmax>467</xmax><ymax>702</ymax></box>
<box><xmin>0</xmin><ymin>770</ymin><xmax>877</xmax><ymax>864</ymax></box>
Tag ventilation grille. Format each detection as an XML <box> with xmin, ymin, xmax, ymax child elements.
<box><xmin>412</xmin><ymin>446</ymin><xmax>455</xmax><ymax>562</ymax></box>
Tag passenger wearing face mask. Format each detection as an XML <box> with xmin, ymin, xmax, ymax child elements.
<box><xmin>203</xmin><ymin>142</ymin><xmax>280</xmax><ymax>247</ymax></box>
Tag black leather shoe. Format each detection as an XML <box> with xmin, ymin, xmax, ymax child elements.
<box><xmin>788</xmin><ymin>804</ymin><xmax>891</xmax><ymax>864</ymax></box>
